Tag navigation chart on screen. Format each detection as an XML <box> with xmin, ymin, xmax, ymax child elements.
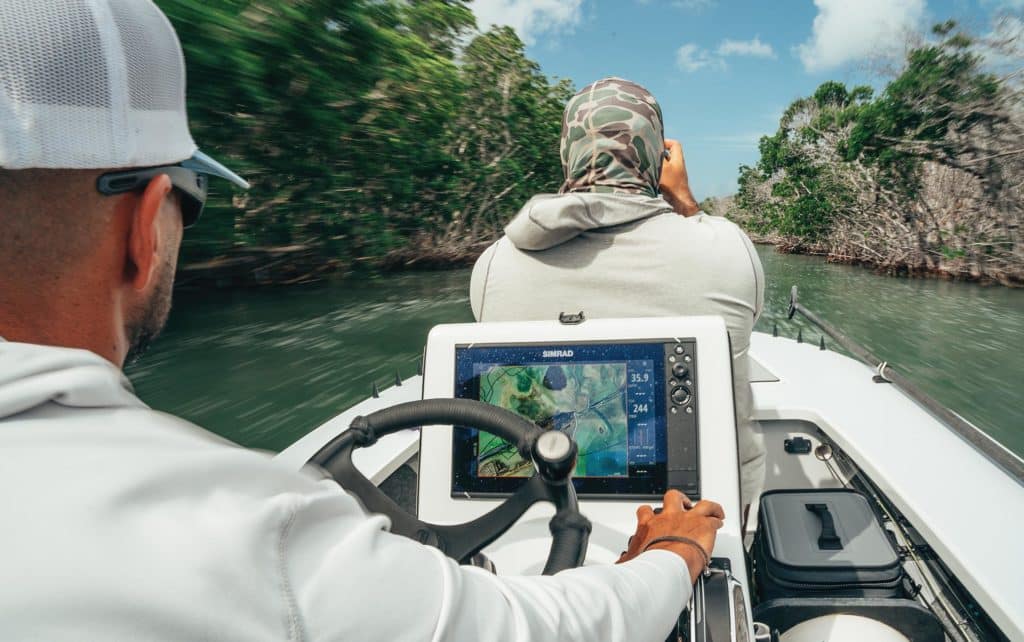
<box><xmin>476</xmin><ymin>363</ymin><xmax>628</xmax><ymax>477</ymax></box>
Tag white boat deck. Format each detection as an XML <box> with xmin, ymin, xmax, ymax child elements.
<box><xmin>749</xmin><ymin>332</ymin><xmax>1024</xmax><ymax>640</ymax></box>
<box><xmin>273</xmin><ymin>379</ymin><xmax>421</xmax><ymax>484</ymax></box>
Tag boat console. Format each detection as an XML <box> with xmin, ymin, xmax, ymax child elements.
<box><xmin>418</xmin><ymin>316</ymin><xmax>752</xmax><ymax>637</ymax></box>
<box><xmin>278</xmin><ymin>310</ymin><xmax>1023</xmax><ymax>641</ymax></box>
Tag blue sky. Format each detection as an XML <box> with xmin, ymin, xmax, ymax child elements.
<box><xmin>471</xmin><ymin>0</ymin><xmax>1018</xmax><ymax>197</ymax></box>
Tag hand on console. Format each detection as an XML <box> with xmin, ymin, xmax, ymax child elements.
<box><xmin>616</xmin><ymin>489</ymin><xmax>724</xmax><ymax>585</ymax></box>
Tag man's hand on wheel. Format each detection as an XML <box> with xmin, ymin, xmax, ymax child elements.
<box><xmin>616</xmin><ymin>490</ymin><xmax>724</xmax><ymax>585</ymax></box>
<box><xmin>659</xmin><ymin>139</ymin><xmax>701</xmax><ymax>217</ymax></box>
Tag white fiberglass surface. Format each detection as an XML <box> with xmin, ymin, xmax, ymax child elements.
<box><xmin>417</xmin><ymin>317</ymin><xmax>747</xmax><ymax>584</ymax></box>
<box><xmin>750</xmin><ymin>332</ymin><xmax>1024</xmax><ymax>640</ymax></box>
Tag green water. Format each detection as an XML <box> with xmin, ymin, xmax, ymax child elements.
<box><xmin>127</xmin><ymin>246</ymin><xmax>1024</xmax><ymax>456</ymax></box>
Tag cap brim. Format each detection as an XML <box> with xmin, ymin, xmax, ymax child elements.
<box><xmin>181</xmin><ymin>150</ymin><xmax>250</xmax><ymax>189</ymax></box>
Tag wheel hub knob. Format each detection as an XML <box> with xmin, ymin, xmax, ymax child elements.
<box><xmin>532</xmin><ymin>430</ymin><xmax>577</xmax><ymax>481</ymax></box>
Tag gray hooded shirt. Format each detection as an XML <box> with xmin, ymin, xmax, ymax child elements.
<box><xmin>471</xmin><ymin>77</ymin><xmax>766</xmax><ymax>505</ymax></box>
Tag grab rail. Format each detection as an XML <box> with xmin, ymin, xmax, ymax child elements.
<box><xmin>787</xmin><ymin>285</ymin><xmax>1024</xmax><ymax>484</ymax></box>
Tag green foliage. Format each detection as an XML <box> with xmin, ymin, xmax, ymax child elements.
<box><xmin>155</xmin><ymin>0</ymin><xmax>570</xmax><ymax>267</ymax></box>
<box><xmin>738</xmin><ymin>20</ymin><xmax>1014</xmax><ymax>241</ymax></box>
<box><xmin>735</xmin><ymin>19</ymin><xmax>1022</xmax><ymax>284</ymax></box>
<box><xmin>740</xmin><ymin>79</ymin><xmax>866</xmax><ymax>240</ymax></box>
<box><xmin>845</xmin><ymin>22</ymin><xmax>1003</xmax><ymax>188</ymax></box>
<box><xmin>443</xmin><ymin>28</ymin><xmax>572</xmax><ymax>235</ymax></box>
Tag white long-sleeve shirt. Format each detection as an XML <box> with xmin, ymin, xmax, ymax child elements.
<box><xmin>0</xmin><ymin>340</ymin><xmax>692</xmax><ymax>641</ymax></box>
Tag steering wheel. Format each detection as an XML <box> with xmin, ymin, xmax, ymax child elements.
<box><xmin>308</xmin><ymin>398</ymin><xmax>591</xmax><ymax>575</ymax></box>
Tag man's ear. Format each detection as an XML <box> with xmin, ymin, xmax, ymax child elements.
<box><xmin>125</xmin><ymin>174</ymin><xmax>173</xmax><ymax>291</ymax></box>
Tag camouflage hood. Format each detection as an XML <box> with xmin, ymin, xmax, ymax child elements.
<box><xmin>502</xmin><ymin>77</ymin><xmax>673</xmax><ymax>251</ymax></box>
<box><xmin>559</xmin><ymin>77</ymin><xmax>665</xmax><ymax>197</ymax></box>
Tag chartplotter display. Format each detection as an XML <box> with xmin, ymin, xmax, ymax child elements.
<box><xmin>452</xmin><ymin>342</ymin><xmax>676</xmax><ymax>497</ymax></box>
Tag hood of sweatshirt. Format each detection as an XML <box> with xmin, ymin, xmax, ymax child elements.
<box><xmin>559</xmin><ymin>77</ymin><xmax>665</xmax><ymax>197</ymax></box>
<box><xmin>503</xmin><ymin>192</ymin><xmax>676</xmax><ymax>251</ymax></box>
<box><xmin>0</xmin><ymin>340</ymin><xmax>144</xmax><ymax>420</ymax></box>
<box><xmin>504</xmin><ymin>76</ymin><xmax>677</xmax><ymax>251</ymax></box>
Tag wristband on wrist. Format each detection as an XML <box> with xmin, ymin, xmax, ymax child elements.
<box><xmin>642</xmin><ymin>535</ymin><xmax>710</xmax><ymax>573</ymax></box>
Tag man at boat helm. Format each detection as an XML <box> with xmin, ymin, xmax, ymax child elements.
<box><xmin>471</xmin><ymin>78</ymin><xmax>767</xmax><ymax>518</ymax></box>
<box><xmin>0</xmin><ymin>2</ymin><xmax>724</xmax><ymax>640</ymax></box>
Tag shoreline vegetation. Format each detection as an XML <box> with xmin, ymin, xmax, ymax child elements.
<box><xmin>702</xmin><ymin>196</ymin><xmax>1023</xmax><ymax>287</ymax></box>
<box><xmin>162</xmin><ymin>0</ymin><xmax>572</xmax><ymax>288</ymax></box>
<box><xmin>173</xmin><ymin>229</ymin><xmax>1015</xmax><ymax>289</ymax></box>
<box><xmin>163</xmin><ymin>1</ymin><xmax>1022</xmax><ymax>289</ymax></box>
<box><xmin>175</xmin><ymin>239</ymin><xmax>490</xmax><ymax>288</ymax></box>
<box><xmin>708</xmin><ymin>20</ymin><xmax>1023</xmax><ymax>288</ymax></box>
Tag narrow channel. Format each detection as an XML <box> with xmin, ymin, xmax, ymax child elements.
<box><xmin>127</xmin><ymin>246</ymin><xmax>1024</xmax><ymax>456</ymax></box>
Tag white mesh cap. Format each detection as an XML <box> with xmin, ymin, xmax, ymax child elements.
<box><xmin>0</xmin><ymin>0</ymin><xmax>247</xmax><ymax>187</ymax></box>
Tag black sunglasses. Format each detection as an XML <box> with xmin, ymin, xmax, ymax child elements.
<box><xmin>97</xmin><ymin>165</ymin><xmax>208</xmax><ymax>228</ymax></box>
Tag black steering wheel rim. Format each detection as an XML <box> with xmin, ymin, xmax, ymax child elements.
<box><xmin>308</xmin><ymin>398</ymin><xmax>591</xmax><ymax>575</ymax></box>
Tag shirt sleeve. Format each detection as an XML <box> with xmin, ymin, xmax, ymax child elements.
<box><xmin>737</xmin><ymin>228</ymin><xmax>765</xmax><ymax>321</ymax></box>
<box><xmin>469</xmin><ymin>242</ymin><xmax>499</xmax><ymax>321</ymax></box>
<box><xmin>281</xmin><ymin>483</ymin><xmax>692</xmax><ymax>642</ymax></box>
<box><xmin>437</xmin><ymin>549</ymin><xmax>691</xmax><ymax>642</ymax></box>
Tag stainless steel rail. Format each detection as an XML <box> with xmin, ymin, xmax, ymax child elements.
<box><xmin>787</xmin><ymin>285</ymin><xmax>1024</xmax><ymax>484</ymax></box>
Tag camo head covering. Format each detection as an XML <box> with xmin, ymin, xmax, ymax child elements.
<box><xmin>559</xmin><ymin>77</ymin><xmax>665</xmax><ymax>197</ymax></box>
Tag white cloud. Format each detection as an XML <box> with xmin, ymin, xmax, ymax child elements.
<box><xmin>471</xmin><ymin>0</ymin><xmax>584</xmax><ymax>46</ymax></box>
<box><xmin>796</xmin><ymin>0</ymin><xmax>926</xmax><ymax>73</ymax></box>
<box><xmin>677</xmin><ymin>37</ymin><xmax>777</xmax><ymax>72</ymax></box>
<box><xmin>676</xmin><ymin>43</ymin><xmax>721</xmax><ymax>72</ymax></box>
<box><xmin>673</xmin><ymin>0</ymin><xmax>717</xmax><ymax>10</ymax></box>
<box><xmin>640</xmin><ymin>0</ymin><xmax>716</xmax><ymax>9</ymax></box>
<box><xmin>717</xmin><ymin>37</ymin><xmax>776</xmax><ymax>58</ymax></box>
